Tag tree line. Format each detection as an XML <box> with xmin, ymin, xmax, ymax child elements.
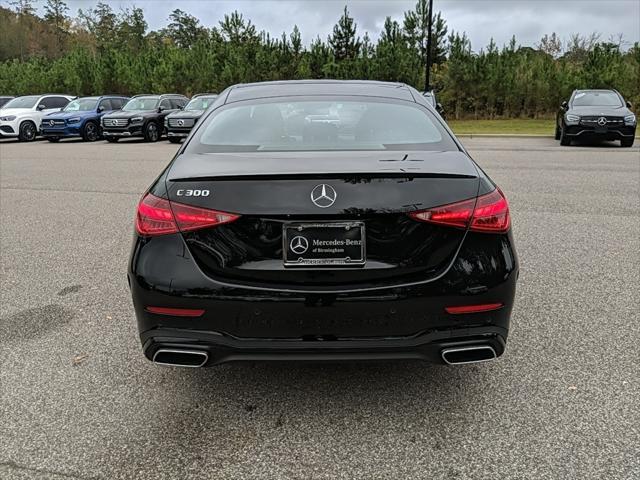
<box><xmin>1</xmin><ymin>0</ymin><xmax>638</xmax><ymax>119</ymax></box>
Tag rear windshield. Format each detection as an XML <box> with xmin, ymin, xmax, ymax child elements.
<box><xmin>64</xmin><ymin>98</ymin><xmax>98</xmax><ymax>112</ymax></box>
<box><xmin>572</xmin><ymin>91</ymin><xmax>622</xmax><ymax>107</ymax></box>
<box><xmin>123</xmin><ymin>96</ymin><xmax>159</xmax><ymax>111</ymax></box>
<box><xmin>189</xmin><ymin>98</ymin><xmax>457</xmax><ymax>152</ymax></box>
<box><xmin>3</xmin><ymin>96</ymin><xmax>39</xmax><ymax>109</ymax></box>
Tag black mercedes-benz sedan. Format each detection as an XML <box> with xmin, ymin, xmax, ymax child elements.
<box><xmin>129</xmin><ymin>80</ymin><xmax>518</xmax><ymax>368</ymax></box>
<box><xmin>556</xmin><ymin>89</ymin><xmax>636</xmax><ymax>147</ymax></box>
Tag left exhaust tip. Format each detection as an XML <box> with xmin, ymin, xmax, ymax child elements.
<box><xmin>152</xmin><ymin>349</ymin><xmax>209</xmax><ymax>368</ymax></box>
<box><xmin>441</xmin><ymin>345</ymin><xmax>497</xmax><ymax>365</ymax></box>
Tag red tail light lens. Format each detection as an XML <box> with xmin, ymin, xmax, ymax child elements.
<box><xmin>469</xmin><ymin>189</ymin><xmax>510</xmax><ymax>232</ymax></box>
<box><xmin>445</xmin><ymin>303</ymin><xmax>504</xmax><ymax>314</ymax></box>
<box><xmin>409</xmin><ymin>188</ymin><xmax>510</xmax><ymax>233</ymax></box>
<box><xmin>145</xmin><ymin>306</ymin><xmax>205</xmax><ymax>317</ymax></box>
<box><xmin>136</xmin><ymin>193</ymin><xmax>239</xmax><ymax>236</ymax></box>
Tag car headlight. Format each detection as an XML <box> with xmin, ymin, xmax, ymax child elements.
<box><xmin>67</xmin><ymin>117</ymin><xmax>80</xmax><ymax>124</ymax></box>
<box><xmin>0</xmin><ymin>115</ymin><xmax>16</xmax><ymax>122</ymax></box>
<box><xmin>565</xmin><ymin>114</ymin><xmax>580</xmax><ymax>122</ymax></box>
<box><xmin>131</xmin><ymin>117</ymin><xmax>143</xmax><ymax>123</ymax></box>
<box><xmin>624</xmin><ymin>114</ymin><xmax>636</xmax><ymax>126</ymax></box>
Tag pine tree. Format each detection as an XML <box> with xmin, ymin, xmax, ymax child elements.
<box><xmin>328</xmin><ymin>6</ymin><xmax>361</xmax><ymax>62</ymax></box>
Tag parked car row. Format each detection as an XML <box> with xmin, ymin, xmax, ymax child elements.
<box><xmin>0</xmin><ymin>92</ymin><xmax>218</xmax><ymax>143</ymax></box>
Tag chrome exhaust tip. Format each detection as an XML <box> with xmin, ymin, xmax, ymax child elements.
<box><xmin>441</xmin><ymin>345</ymin><xmax>497</xmax><ymax>365</ymax></box>
<box><xmin>152</xmin><ymin>349</ymin><xmax>209</xmax><ymax>368</ymax></box>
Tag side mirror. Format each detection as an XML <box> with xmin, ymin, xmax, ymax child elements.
<box><xmin>561</xmin><ymin>101</ymin><xmax>568</xmax><ymax>109</ymax></box>
<box><xmin>626</xmin><ymin>101</ymin><xmax>633</xmax><ymax>108</ymax></box>
<box><xmin>37</xmin><ymin>104</ymin><xmax>46</xmax><ymax>111</ymax></box>
<box><xmin>97</xmin><ymin>105</ymin><xmax>105</xmax><ymax>113</ymax></box>
<box><xmin>436</xmin><ymin>102</ymin><xmax>444</xmax><ymax>112</ymax></box>
<box><xmin>158</xmin><ymin>105</ymin><xmax>166</xmax><ymax>113</ymax></box>
<box><xmin>179</xmin><ymin>105</ymin><xmax>184</xmax><ymax>110</ymax></box>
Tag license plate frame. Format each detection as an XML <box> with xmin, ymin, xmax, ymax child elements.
<box><xmin>283</xmin><ymin>221</ymin><xmax>366</xmax><ymax>267</ymax></box>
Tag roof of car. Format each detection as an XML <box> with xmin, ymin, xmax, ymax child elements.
<box><xmin>131</xmin><ymin>93</ymin><xmax>188</xmax><ymax>98</ymax></box>
<box><xmin>574</xmin><ymin>89</ymin><xmax>618</xmax><ymax>94</ymax></box>
<box><xmin>225</xmin><ymin>80</ymin><xmax>416</xmax><ymax>103</ymax></box>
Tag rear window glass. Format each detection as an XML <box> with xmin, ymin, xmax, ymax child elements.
<box><xmin>190</xmin><ymin>99</ymin><xmax>456</xmax><ymax>152</ymax></box>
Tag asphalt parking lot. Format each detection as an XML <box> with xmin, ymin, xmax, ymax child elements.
<box><xmin>1</xmin><ymin>136</ymin><xmax>638</xmax><ymax>480</ymax></box>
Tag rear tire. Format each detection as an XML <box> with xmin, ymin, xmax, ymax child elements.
<box><xmin>554</xmin><ymin>123</ymin><xmax>560</xmax><ymax>140</ymax></box>
<box><xmin>105</xmin><ymin>137</ymin><xmax>119</xmax><ymax>143</ymax></box>
<box><xmin>46</xmin><ymin>137</ymin><xmax>61</xmax><ymax>142</ymax></box>
<box><xmin>620</xmin><ymin>137</ymin><xmax>634</xmax><ymax>148</ymax></box>
<box><xmin>559</xmin><ymin>125</ymin><xmax>571</xmax><ymax>146</ymax></box>
<box><xmin>143</xmin><ymin>122</ymin><xmax>160</xmax><ymax>142</ymax></box>
<box><xmin>168</xmin><ymin>137</ymin><xmax>182</xmax><ymax>144</ymax></box>
<box><xmin>82</xmin><ymin>121</ymin><xmax>99</xmax><ymax>142</ymax></box>
<box><xmin>18</xmin><ymin>121</ymin><xmax>37</xmax><ymax>142</ymax></box>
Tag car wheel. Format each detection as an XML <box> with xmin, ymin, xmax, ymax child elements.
<box><xmin>168</xmin><ymin>137</ymin><xmax>182</xmax><ymax>144</ymax></box>
<box><xmin>559</xmin><ymin>124</ymin><xmax>571</xmax><ymax>146</ymax></box>
<box><xmin>82</xmin><ymin>121</ymin><xmax>99</xmax><ymax>142</ymax></box>
<box><xmin>106</xmin><ymin>137</ymin><xmax>119</xmax><ymax>143</ymax></box>
<box><xmin>46</xmin><ymin>137</ymin><xmax>61</xmax><ymax>142</ymax></box>
<box><xmin>620</xmin><ymin>137</ymin><xmax>634</xmax><ymax>148</ymax></box>
<box><xmin>144</xmin><ymin>122</ymin><xmax>160</xmax><ymax>142</ymax></box>
<box><xmin>18</xmin><ymin>121</ymin><xmax>37</xmax><ymax>142</ymax></box>
<box><xmin>554</xmin><ymin>123</ymin><xmax>560</xmax><ymax>140</ymax></box>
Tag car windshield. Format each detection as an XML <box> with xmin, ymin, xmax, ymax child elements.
<box><xmin>64</xmin><ymin>98</ymin><xmax>98</xmax><ymax>112</ymax></box>
<box><xmin>186</xmin><ymin>96</ymin><xmax>216</xmax><ymax>111</ymax></box>
<box><xmin>3</xmin><ymin>96</ymin><xmax>40</xmax><ymax>109</ymax></box>
<box><xmin>192</xmin><ymin>99</ymin><xmax>455</xmax><ymax>152</ymax></box>
<box><xmin>572</xmin><ymin>91</ymin><xmax>623</xmax><ymax>107</ymax></box>
<box><xmin>123</xmin><ymin>97</ymin><xmax>159</xmax><ymax>111</ymax></box>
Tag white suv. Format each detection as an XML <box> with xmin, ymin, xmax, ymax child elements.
<box><xmin>0</xmin><ymin>94</ymin><xmax>75</xmax><ymax>142</ymax></box>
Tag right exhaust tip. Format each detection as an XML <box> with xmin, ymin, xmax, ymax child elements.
<box><xmin>441</xmin><ymin>345</ymin><xmax>497</xmax><ymax>365</ymax></box>
<box><xmin>152</xmin><ymin>348</ymin><xmax>209</xmax><ymax>368</ymax></box>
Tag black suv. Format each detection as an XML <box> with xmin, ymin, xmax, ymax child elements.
<box><xmin>556</xmin><ymin>89</ymin><xmax>636</xmax><ymax>147</ymax></box>
<box><xmin>164</xmin><ymin>93</ymin><xmax>218</xmax><ymax>143</ymax></box>
<box><xmin>101</xmin><ymin>94</ymin><xmax>188</xmax><ymax>142</ymax></box>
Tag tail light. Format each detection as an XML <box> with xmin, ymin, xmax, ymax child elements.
<box><xmin>445</xmin><ymin>303</ymin><xmax>504</xmax><ymax>314</ymax></box>
<box><xmin>136</xmin><ymin>193</ymin><xmax>240</xmax><ymax>236</ymax></box>
<box><xmin>409</xmin><ymin>188</ymin><xmax>510</xmax><ymax>233</ymax></box>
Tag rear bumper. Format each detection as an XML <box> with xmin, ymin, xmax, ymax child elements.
<box><xmin>129</xmin><ymin>230</ymin><xmax>518</xmax><ymax>365</ymax></box>
<box><xmin>142</xmin><ymin>326</ymin><xmax>507</xmax><ymax>366</ymax></box>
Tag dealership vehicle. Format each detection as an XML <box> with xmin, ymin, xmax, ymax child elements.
<box><xmin>556</xmin><ymin>89</ymin><xmax>636</xmax><ymax>147</ymax></box>
<box><xmin>0</xmin><ymin>96</ymin><xmax>14</xmax><ymax>108</ymax></box>
<box><xmin>129</xmin><ymin>80</ymin><xmax>518</xmax><ymax>368</ymax></box>
<box><xmin>165</xmin><ymin>93</ymin><xmax>218</xmax><ymax>143</ymax></box>
<box><xmin>40</xmin><ymin>95</ymin><xmax>129</xmax><ymax>142</ymax></box>
<box><xmin>101</xmin><ymin>94</ymin><xmax>188</xmax><ymax>142</ymax></box>
<box><xmin>422</xmin><ymin>90</ymin><xmax>446</xmax><ymax>119</ymax></box>
<box><xmin>0</xmin><ymin>94</ymin><xmax>74</xmax><ymax>141</ymax></box>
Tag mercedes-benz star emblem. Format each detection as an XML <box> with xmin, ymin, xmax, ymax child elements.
<box><xmin>177</xmin><ymin>119</ymin><xmax>184</xmax><ymax>126</ymax></box>
<box><xmin>597</xmin><ymin>117</ymin><xmax>607</xmax><ymax>126</ymax></box>
<box><xmin>290</xmin><ymin>236</ymin><xmax>309</xmax><ymax>255</ymax></box>
<box><xmin>49</xmin><ymin>120</ymin><xmax>55</xmax><ymax>126</ymax></box>
<box><xmin>310</xmin><ymin>184</ymin><xmax>337</xmax><ymax>208</ymax></box>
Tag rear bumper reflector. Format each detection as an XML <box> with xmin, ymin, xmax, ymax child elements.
<box><xmin>145</xmin><ymin>306</ymin><xmax>205</xmax><ymax>317</ymax></box>
<box><xmin>445</xmin><ymin>303</ymin><xmax>504</xmax><ymax>315</ymax></box>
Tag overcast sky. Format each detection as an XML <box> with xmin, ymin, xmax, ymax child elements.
<box><xmin>32</xmin><ymin>0</ymin><xmax>640</xmax><ymax>50</ymax></box>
